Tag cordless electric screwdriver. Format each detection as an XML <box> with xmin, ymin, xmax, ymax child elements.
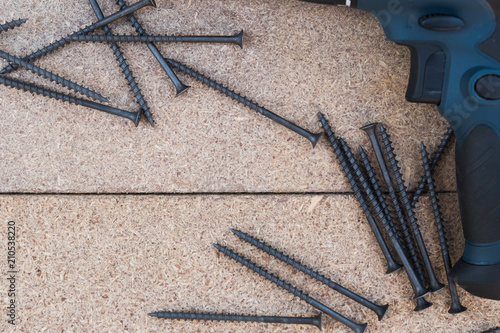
<box><xmin>302</xmin><ymin>0</ymin><xmax>500</xmax><ymax>300</ymax></box>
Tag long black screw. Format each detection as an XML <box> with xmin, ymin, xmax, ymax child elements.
<box><xmin>214</xmin><ymin>244</ymin><xmax>368</xmax><ymax>333</ymax></box>
<box><xmin>411</xmin><ymin>127</ymin><xmax>454</xmax><ymax>208</ymax></box>
<box><xmin>358</xmin><ymin>145</ymin><xmax>433</xmax><ymax>311</ymax></box>
<box><xmin>421</xmin><ymin>143</ymin><xmax>467</xmax><ymax>314</ymax></box>
<box><xmin>66</xmin><ymin>31</ymin><xmax>244</xmax><ymax>48</ymax></box>
<box><xmin>361</xmin><ymin>124</ymin><xmax>428</xmax><ymax>288</ymax></box>
<box><xmin>379</xmin><ymin>124</ymin><xmax>445</xmax><ymax>293</ymax></box>
<box><xmin>167</xmin><ymin>58</ymin><xmax>322</xmax><ymax>147</ymax></box>
<box><xmin>0</xmin><ymin>18</ymin><xmax>28</xmax><ymax>34</ymax></box>
<box><xmin>317</xmin><ymin>113</ymin><xmax>401</xmax><ymax>273</ymax></box>
<box><xmin>0</xmin><ymin>0</ymin><xmax>156</xmax><ymax>75</ymax></box>
<box><xmin>115</xmin><ymin>0</ymin><xmax>190</xmax><ymax>97</ymax></box>
<box><xmin>0</xmin><ymin>76</ymin><xmax>140</xmax><ymax>126</ymax></box>
<box><xmin>231</xmin><ymin>228</ymin><xmax>389</xmax><ymax>320</ymax></box>
<box><xmin>0</xmin><ymin>49</ymin><xmax>109</xmax><ymax>102</ymax></box>
<box><xmin>148</xmin><ymin>311</ymin><xmax>322</xmax><ymax>330</ymax></box>
<box><xmin>88</xmin><ymin>0</ymin><xmax>153</xmax><ymax>126</ymax></box>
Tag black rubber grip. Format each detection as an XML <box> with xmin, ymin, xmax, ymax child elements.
<box><xmin>456</xmin><ymin>125</ymin><xmax>500</xmax><ymax>246</ymax></box>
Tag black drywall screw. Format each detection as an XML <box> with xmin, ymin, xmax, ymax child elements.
<box><xmin>67</xmin><ymin>31</ymin><xmax>244</xmax><ymax>48</ymax></box>
<box><xmin>0</xmin><ymin>49</ymin><xmax>109</xmax><ymax>103</ymax></box>
<box><xmin>148</xmin><ymin>311</ymin><xmax>322</xmax><ymax>330</ymax></box>
<box><xmin>115</xmin><ymin>0</ymin><xmax>190</xmax><ymax>97</ymax></box>
<box><xmin>359</xmin><ymin>146</ymin><xmax>432</xmax><ymax>311</ymax></box>
<box><xmin>361</xmin><ymin>124</ymin><xmax>428</xmax><ymax>286</ymax></box>
<box><xmin>379</xmin><ymin>124</ymin><xmax>445</xmax><ymax>293</ymax></box>
<box><xmin>0</xmin><ymin>0</ymin><xmax>157</xmax><ymax>75</ymax></box>
<box><xmin>0</xmin><ymin>76</ymin><xmax>140</xmax><ymax>126</ymax></box>
<box><xmin>231</xmin><ymin>229</ymin><xmax>389</xmax><ymax>320</ymax></box>
<box><xmin>167</xmin><ymin>58</ymin><xmax>322</xmax><ymax>147</ymax></box>
<box><xmin>89</xmin><ymin>0</ymin><xmax>153</xmax><ymax>126</ymax></box>
<box><xmin>0</xmin><ymin>18</ymin><xmax>28</xmax><ymax>34</ymax></box>
<box><xmin>421</xmin><ymin>143</ymin><xmax>467</xmax><ymax>314</ymax></box>
<box><xmin>483</xmin><ymin>328</ymin><xmax>500</xmax><ymax>333</ymax></box>
<box><xmin>411</xmin><ymin>127</ymin><xmax>454</xmax><ymax>208</ymax></box>
<box><xmin>317</xmin><ymin>113</ymin><xmax>400</xmax><ymax>273</ymax></box>
<box><xmin>336</xmin><ymin>137</ymin><xmax>430</xmax><ymax>301</ymax></box>
<box><xmin>214</xmin><ymin>244</ymin><xmax>368</xmax><ymax>333</ymax></box>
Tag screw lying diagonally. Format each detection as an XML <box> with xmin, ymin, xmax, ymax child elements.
<box><xmin>0</xmin><ymin>76</ymin><xmax>140</xmax><ymax>126</ymax></box>
<box><xmin>358</xmin><ymin>145</ymin><xmax>433</xmax><ymax>311</ymax></box>
<box><xmin>167</xmin><ymin>58</ymin><xmax>322</xmax><ymax>147</ymax></box>
<box><xmin>231</xmin><ymin>228</ymin><xmax>389</xmax><ymax>321</ymax></box>
<box><xmin>115</xmin><ymin>0</ymin><xmax>190</xmax><ymax>97</ymax></box>
<box><xmin>66</xmin><ymin>31</ymin><xmax>244</xmax><ymax>48</ymax></box>
<box><xmin>148</xmin><ymin>311</ymin><xmax>323</xmax><ymax>330</ymax></box>
<box><xmin>317</xmin><ymin>113</ymin><xmax>401</xmax><ymax>273</ymax></box>
<box><xmin>89</xmin><ymin>0</ymin><xmax>153</xmax><ymax>126</ymax></box>
<box><xmin>421</xmin><ymin>143</ymin><xmax>467</xmax><ymax>314</ymax></box>
<box><xmin>0</xmin><ymin>0</ymin><xmax>156</xmax><ymax>75</ymax></box>
<box><xmin>214</xmin><ymin>244</ymin><xmax>368</xmax><ymax>333</ymax></box>
<box><xmin>380</xmin><ymin>124</ymin><xmax>445</xmax><ymax>293</ymax></box>
<box><xmin>411</xmin><ymin>127</ymin><xmax>454</xmax><ymax>208</ymax></box>
<box><xmin>0</xmin><ymin>18</ymin><xmax>28</xmax><ymax>34</ymax></box>
<box><xmin>0</xmin><ymin>49</ymin><xmax>109</xmax><ymax>103</ymax></box>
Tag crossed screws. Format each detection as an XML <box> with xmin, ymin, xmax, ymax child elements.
<box><xmin>0</xmin><ymin>2</ymin><xmax>321</xmax><ymax>146</ymax></box>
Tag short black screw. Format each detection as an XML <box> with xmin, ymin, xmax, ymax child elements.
<box><xmin>0</xmin><ymin>76</ymin><xmax>140</xmax><ymax>126</ymax></box>
<box><xmin>361</xmin><ymin>123</ymin><xmax>428</xmax><ymax>287</ymax></box>
<box><xmin>0</xmin><ymin>0</ymin><xmax>157</xmax><ymax>75</ymax></box>
<box><xmin>421</xmin><ymin>143</ymin><xmax>467</xmax><ymax>314</ymax></box>
<box><xmin>336</xmin><ymin>138</ymin><xmax>430</xmax><ymax>301</ymax></box>
<box><xmin>168</xmin><ymin>58</ymin><xmax>323</xmax><ymax>147</ymax></box>
<box><xmin>0</xmin><ymin>49</ymin><xmax>109</xmax><ymax>103</ymax></box>
<box><xmin>317</xmin><ymin>113</ymin><xmax>400</xmax><ymax>273</ymax></box>
<box><xmin>379</xmin><ymin>124</ymin><xmax>445</xmax><ymax>293</ymax></box>
<box><xmin>66</xmin><ymin>31</ymin><xmax>244</xmax><ymax>48</ymax></box>
<box><xmin>214</xmin><ymin>244</ymin><xmax>368</xmax><ymax>333</ymax></box>
<box><xmin>89</xmin><ymin>0</ymin><xmax>153</xmax><ymax>126</ymax></box>
<box><xmin>231</xmin><ymin>229</ymin><xmax>389</xmax><ymax>320</ymax></box>
<box><xmin>411</xmin><ymin>127</ymin><xmax>454</xmax><ymax>208</ymax></box>
<box><xmin>115</xmin><ymin>0</ymin><xmax>190</xmax><ymax>97</ymax></box>
<box><xmin>148</xmin><ymin>311</ymin><xmax>322</xmax><ymax>330</ymax></box>
<box><xmin>0</xmin><ymin>18</ymin><xmax>28</xmax><ymax>34</ymax></box>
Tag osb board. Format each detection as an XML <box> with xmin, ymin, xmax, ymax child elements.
<box><xmin>0</xmin><ymin>0</ymin><xmax>455</xmax><ymax>193</ymax></box>
<box><xmin>0</xmin><ymin>195</ymin><xmax>498</xmax><ymax>333</ymax></box>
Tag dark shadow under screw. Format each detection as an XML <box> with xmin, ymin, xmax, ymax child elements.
<box><xmin>167</xmin><ymin>58</ymin><xmax>322</xmax><ymax>147</ymax></box>
<box><xmin>214</xmin><ymin>244</ymin><xmax>368</xmax><ymax>333</ymax></box>
<box><xmin>0</xmin><ymin>18</ymin><xmax>28</xmax><ymax>34</ymax></box>
<box><xmin>421</xmin><ymin>143</ymin><xmax>467</xmax><ymax>314</ymax></box>
<box><xmin>89</xmin><ymin>0</ymin><xmax>153</xmax><ymax>126</ymax></box>
<box><xmin>231</xmin><ymin>228</ymin><xmax>389</xmax><ymax>320</ymax></box>
<box><xmin>0</xmin><ymin>76</ymin><xmax>140</xmax><ymax>126</ymax></box>
<box><xmin>148</xmin><ymin>311</ymin><xmax>322</xmax><ymax>330</ymax></box>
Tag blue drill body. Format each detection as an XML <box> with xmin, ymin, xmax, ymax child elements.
<box><xmin>304</xmin><ymin>0</ymin><xmax>500</xmax><ymax>300</ymax></box>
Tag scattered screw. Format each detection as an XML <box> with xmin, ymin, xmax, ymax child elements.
<box><xmin>0</xmin><ymin>49</ymin><xmax>109</xmax><ymax>103</ymax></box>
<box><xmin>167</xmin><ymin>58</ymin><xmax>322</xmax><ymax>147</ymax></box>
<box><xmin>148</xmin><ymin>311</ymin><xmax>322</xmax><ymax>330</ymax></box>
<box><xmin>0</xmin><ymin>0</ymin><xmax>157</xmax><ymax>75</ymax></box>
<box><xmin>0</xmin><ymin>18</ymin><xmax>28</xmax><ymax>34</ymax></box>
<box><xmin>231</xmin><ymin>229</ymin><xmax>389</xmax><ymax>320</ymax></box>
<box><xmin>88</xmin><ymin>0</ymin><xmax>153</xmax><ymax>126</ymax></box>
<box><xmin>0</xmin><ymin>76</ymin><xmax>140</xmax><ymax>126</ymax></box>
<box><xmin>411</xmin><ymin>127</ymin><xmax>454</xmax><ymax>208</ymax></box>
<box><xmin>361</xmin><ymin>123</ymin><xmax>428</xmax><ymax>288</ymax></box>
<box><xmin>66</xmin><ymin>31</ymin><xmax>244</xmax><ymax>48</ymax></box>
<box><xmin>317</xmin><ymin>113</ymin><xmax>400</xmax><ymax>273</ymax></box>
<box><xmin>483</xmin><ymin>328</ymin><xmax>500</xmax><ymax>333</ymax></box>
<box><xmin>115</xmin><ymin>0</ymin><xmax>190</xmax><ymax>97</ymax></box>
<box><xmin>421</xmin><ymin>143</ymin><xmax>467</xmax><ymax>314</ymax></box>
<box><xmin>214</xmin><ymin>244</ymin><xmax>368</xmax><ymax>333</ymax></box>
<box><xmin>379</xmin><ymin>124</ymin><xmax>445</xmax><ymax>293</ymax></box>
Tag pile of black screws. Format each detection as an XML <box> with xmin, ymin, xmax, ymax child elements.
<box><xmin>319</xmin><ymin>112</ymin><xmax>466</xmax><ymax>314</ymax></box>
<box><xmin>149</xmin><ymin>229</ymin><xmax>391</xmax><ymax>333</ymax></box>
<box><xmin>0</xmin><ymin>1</ymin><xmax>322</xmax><ymax>145</ymax></box>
